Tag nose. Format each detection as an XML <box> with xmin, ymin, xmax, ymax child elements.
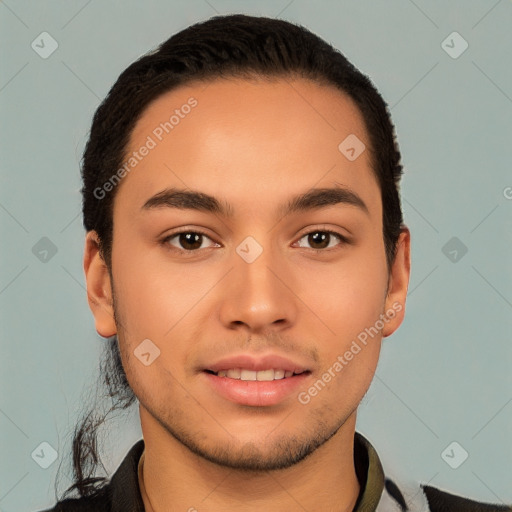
<box><xmin>217</xmin><ymin>238</ymin><xmax>298</xmax><ymax>334</ymax></box>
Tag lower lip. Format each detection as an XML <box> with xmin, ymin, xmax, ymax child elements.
<box><xmin>203</xmin><ymin>371</ymin><xmax>310</xmax><ymax>407</ymax></box>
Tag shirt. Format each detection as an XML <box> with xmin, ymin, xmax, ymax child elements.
<box><xmin>39</xmin><ymin>432</ymin><xmax>512</xmax><ymax>512</ymax></box>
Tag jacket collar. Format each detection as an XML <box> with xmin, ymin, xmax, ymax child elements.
<box><xmin>110</xmin><ymin>438</ymin><xmax>145</xmax><ymax>512</ymax></box>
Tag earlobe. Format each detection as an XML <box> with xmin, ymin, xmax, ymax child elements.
<box><xmin>382</xmin><ymin>227</ymin><xmax>411</xmax><ymax>338</ymax></box>
<box><xmin>83</xmin><ymin>231</ymin><xmax>117</xmax><ymax>338</ymax></box>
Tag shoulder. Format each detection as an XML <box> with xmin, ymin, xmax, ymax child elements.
<box><xmin>357</xmin><ymin>432</ymin><xmax>512</xmax><ymax>512</ymax></box>
<box><xmin>34</xmin><ymin>440</ymin><xmax>145</xmax><ymax>512</ymax></box>
<box><xmin>34</xmin><ymin>498</ymin><xmax>108</xmax><ymax>512</ymax></box>
<box><xmin>34</xmin><ymin>487</ymin><xmax>111</xmax><ymax>512</ymax></box>
<box><xmin>421</xmin><ymin>484</ymin><xmax>512</xmax><ymax>512</ymax></box>
<box><xmin>35</xmin><ymin>499</ymin><xmax>108</xmax><ymax>512</ymax></box>
<box><xmin>381</xmin><ymin>477</ymin><xmax>512</xmax><ymax>512</ymax></box>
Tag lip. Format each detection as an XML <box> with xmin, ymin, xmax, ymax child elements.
<box><xmin>202</xmin><ymin>352</ymin><xmax>312</xmax><ymax>407</ymax></box>
<box><xmin>205</xmin><ymin>353</ymin><xmax>310</xmax><ymax>373</ymax></box>
<box><xmin>203</xmin><ymin>371</ymin><xmax>310</xmax><ymax>406</ymax></box>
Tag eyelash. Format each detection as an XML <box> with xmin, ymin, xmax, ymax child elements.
<box><xmin>160</xmin><ymin>227</ymin><xmax>350</xmax><ymax>255</ymax></box>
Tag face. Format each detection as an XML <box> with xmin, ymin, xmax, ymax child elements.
<box><xmin>85</xmin><ymin>76</ymin><xmax>410</xmax><ymax>471</ymax></box>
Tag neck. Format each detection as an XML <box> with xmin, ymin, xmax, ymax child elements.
<box><xmin>139</xmin><ymin>406</ymin><xmax>361</xmax><ymax>512</ymax></box>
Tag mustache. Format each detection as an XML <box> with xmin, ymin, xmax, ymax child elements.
<box><xmin>201</xmin><ymin>333</ymin><xmax>320</xmax><ymax>363</ymax></box>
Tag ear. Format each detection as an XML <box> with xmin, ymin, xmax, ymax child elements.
<box><xmin>83</xmin><ymin>230</ymin><xmax>117</xmax><ymax>338</ymax></box>
<box><xmin>382</xmin><ymin>227</ymin><xmax>411</xmax><ymax>338</ymax></box>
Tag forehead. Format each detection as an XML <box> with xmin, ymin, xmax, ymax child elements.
<box><xmin>115</xmin><ymin>77</ymin><xmax>380</xmax><ymax>221</ymax></box>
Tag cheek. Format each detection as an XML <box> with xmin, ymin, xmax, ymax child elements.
<box><xmin>111</xmin><ymin>245</ymin><xmax>209</xmax><ymax>383</ymax></box>
<box><xmin>300</xmin><ymin>250</ymin><xmax>388</xmax><ymax>339</ymax></box>
<box><xmin>112</xmin><ymin>241</ymin><xmax>189</xmax><ymax>328</ymax></box>
<box><xmin>297</xmin><ymin>261</ymin><xmax>385</xmax><ymax>408</ymax></box>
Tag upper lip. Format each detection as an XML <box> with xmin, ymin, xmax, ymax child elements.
<box><xmin>205</xmin><ymin>353</ymin><xmax>311</xmax><ymax>373</ymax></box>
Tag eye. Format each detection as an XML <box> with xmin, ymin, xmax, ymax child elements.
<box><xmin>161</xmin><ymin>230</ymin><xmax>219</xmax><ymax>252</ymax></box>
<box><xmin>295</xmin><ymin>229</ymin><xmax>349</xmax><ymax>252</ymax></box>
<box><xmin>160</xmin><ymin>227</ymin><xmax>350</xmax><ymax>255</ymax></box>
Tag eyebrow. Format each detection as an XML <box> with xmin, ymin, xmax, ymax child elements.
<box><xmin>141</xmin><ymin>185</ymin><xmax>369</xmax><ymax>218</ymax></box>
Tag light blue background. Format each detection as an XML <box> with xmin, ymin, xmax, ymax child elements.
<box><xmin>1</xmin><ymin>1</ymin><xmax>511</xmax><ymax>510</ymax></box>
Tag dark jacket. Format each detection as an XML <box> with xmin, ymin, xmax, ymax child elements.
<box><xmin>38</xmin><ymin>433</ymin><xmax>512</xmax><ymax>512</ymax></box>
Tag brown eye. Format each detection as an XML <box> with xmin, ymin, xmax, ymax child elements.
<box><xmin>162</xmin><ymin>231</ymin><xmax>216</xmax><ymax>252</ymax></box>
<box><xmin>296</xmin><ymin>230</ymin><xmax>348</xmax><ymax>251</ymax></box>
<box><xmin>307</xmin><ymin>232</ymin><xmax>330</xmax><ymax>250</ymax></box>
<box><xmin>177</xmin><ymin>232</ymin><xmax>203</xmax><ymax>250</ymax></box>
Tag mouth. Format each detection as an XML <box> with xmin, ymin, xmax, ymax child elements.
<box><xmin>203</xmin><ymin>365</ymin><xmax>312</xmax><ymax>406</ymax></box>
<box><xmin>201</xmin><ymin>353</ymin><xmax>313</xmax><ymax>406</ymax></box>
<box><xmin>204</xmin><ymin>368</ymin><xmax>310</xmax><ymax>381</ymax></box>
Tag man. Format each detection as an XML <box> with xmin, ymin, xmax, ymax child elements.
<box><xmin>40</xmin><ymin>14</ymin><xmax>511</xmax><ymax>512</ymax></box>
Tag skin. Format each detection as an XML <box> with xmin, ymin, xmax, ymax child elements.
<box><xmin>84</xmin><ymin>76</ymin><xmax>410</xmax><ymax>512</ymax></box>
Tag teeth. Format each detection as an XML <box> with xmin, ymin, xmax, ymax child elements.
<box><xmin>256</xmin><ymin>369</ymin><xmax>275</xmax><ymax>381</ymax></box>
<box><xmin>214</xmin><ymin>368</ymin><xmax>301</xmax><ymax>381</ymax></box>
<box><xmin>274</xmin><ymin>369</ymin><xmax>285</xmax><ymax>379</ymax></box>
<box><xmin>227</xmin><ymin>368</ymin><xmax>241</xmax><ymax>379</ymax></box>
<box><xmin>240</xmin><ymin>369</ymin><xmax>257</xmax><ymax>381</ymax></box>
